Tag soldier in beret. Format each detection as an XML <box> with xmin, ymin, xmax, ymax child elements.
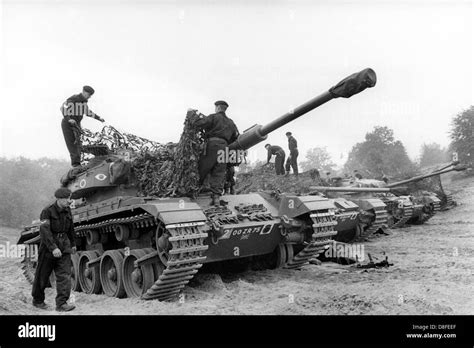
<box><xmin>32</xmin><ymin>188</ymin><xmax>77</xmax><ymax>312</ymax></box>
<box><xmin>196</xmin><ymin>100</ymin><xmax>239</xmax><ymax>205</ymax></box>
<box><xmin>60</xmin><ymin>85</ymin><xmax>105</xmax><ymax>167</ymax></box>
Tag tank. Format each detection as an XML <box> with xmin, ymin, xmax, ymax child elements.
<box><xmin>18</xmin><ymin>68</ymin><xmax>377</xmax><ymax>301</ymax></box>
<box><xmin>309</xmin><ymin>163</ymin><xmax>465</xmax><ymax>232</ymax></box>
<box><xmin>385</xmin><ymin>162</ymin><xmax>466</xmax><ymax>215</ymax></box>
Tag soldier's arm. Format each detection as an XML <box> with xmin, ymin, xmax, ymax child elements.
<box><xmin>195</xmin><ymin>114</ymin><xmax>213</xmax><ymax>130</ymax></box>
<box><xmin>84</xmin><ymin>104</ymin><xmax>104</xmax><ymax>122</ymax></box>
<box><xmin>66</xmin><ymin>216</ymin><xmax>76</xmax><ymax>249</ymax></box>
<box><xmin>39</xmin><ymin>209</ymin><xmax>58</xmax><ymax>253</ymax></box>
<box><xmin>229</xmin><ymin>121</ymin><xmax>240</xmax><ymax>144</ymax></box>
<box><xmin>267</xmin><ymin>149</ymin><xmax>272</xmax><ymax>163</ymax></box>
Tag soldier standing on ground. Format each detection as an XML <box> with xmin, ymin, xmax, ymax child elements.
<box><xmin>196</xmin><ymin>100</ymin><xmax>239</xmax><ymax>205</ymax></box>
<box><xmin>265</xmin><ymin>144</ymin><xmax>286</xmax><ymax>175</ymax></box>
<box><xmin>32</xmin><ymin>188</ymin><xmax>77</xmax><ymax>312</ymax></box>
<box><xmin>284</xmin><ymin>131</ymin><xmax>299</xmax><ymax>176</ymax></box>
<box><xmin>60</xmin><ymin>86</ymin><xmax>105</xmax><ymax>168</ymax></box>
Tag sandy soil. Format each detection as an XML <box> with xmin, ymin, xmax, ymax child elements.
<box><xmin>1</xmin><ymin>176</ymin><xmax>472</xmax><ymax>315</ymax></box>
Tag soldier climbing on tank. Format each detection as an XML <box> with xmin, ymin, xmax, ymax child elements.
<box><xmin>196</xmin><ymin>100</ymin><xmax>239</xmax><ymax>205</ymax></box>
<box><xmin>265</xmin><ymin>144</ymin><xmax>286</xmax><ymax>175</ymax></box>
<box><xmin>60</xmin><ymin>85</ymin><xmax>105</xmax><ymax>168</ymax></box>
<box><xmin>32</xmin><ymin>188</ymin><xmax>77</xmax><ymax>312</ymax></box>
<box><xmin>284</xmin><ymin>131</ymin><xmax>299</xmax><ymax>176</ymax></box>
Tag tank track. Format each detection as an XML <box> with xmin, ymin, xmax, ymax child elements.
<box><xmin>142</xmin><ymin>222</ymin><xmax>208</xmax><ymax>301</ymax></box>
<box><xmin>358</xmin><ymin>207</ymin><xmax>388</xmax><ymax>240</ymax></box>
<box><xmin>285</xmin><ymin>211</ymin><xmax>337</xmax><ymax>269</ymax></box>
<box><xmin>413</xmin><ymin>201</ymin><xmax>441</xmax><ymax>224</ymax></box>
<box><xmin>74</xmin><ymin>213</ymin><xmax>156</xmax><ymax>234</ymax></box>
<box><xmin>75</xmin><ymin>214</ymin><xmax>208</xmax><ymax>301</ymax></box>
<box><xmin>391</xmin><ymin>206</ymin><xmax>414</xmax><ymax>228</ymax></box>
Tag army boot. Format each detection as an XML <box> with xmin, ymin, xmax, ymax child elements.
<box><xmin>56</xmin><ymin>303</ymin><xmax>76</xmax><ymax>312</ymax></box>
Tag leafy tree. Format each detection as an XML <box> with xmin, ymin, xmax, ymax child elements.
<box><xmin>450</xmin><ymin>106</ymin><xmax>474</xmax><ymax>167</ymax></box>
<box><xmin>344</xmin><ymin>126</ymin><xmax>416</xmax><ymax>179</ymax></box>
<box><xmin>0</xmin><ymin>157</ymin><xmax>70</xmax><ymax>228</ymax></box>
<box><xmin>300</xmin><ymin>147</ymin><xmax>336</xmax><ymax>172</ymax></box>
<box><xmin>419</xmin><ymin>143</ymin><xmax>449</xmax><ymax>167</ymax></box>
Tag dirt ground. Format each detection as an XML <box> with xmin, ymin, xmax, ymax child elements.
<box><xmin>0</xmin><ymin>175</ymin><xmax>472</xmax><ymax>315</ymax></box>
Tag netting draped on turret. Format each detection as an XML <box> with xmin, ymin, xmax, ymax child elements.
<box><xmin>79</xmin><ymin>110</ymin><xmax>204</xmax><ymax>197</ymax></box>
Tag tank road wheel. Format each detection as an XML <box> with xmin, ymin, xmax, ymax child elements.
<box><xmin>274</xmin><ymin>243</ymin><xmax>287</xmax><ymax>268</ymax></box>
<box><xmin>78</xmin><ymin>250</ymin><xmax>102</xmax><ymax>294</ymax></box>
<box><xmin>123</xmin><ymin>249</ymin><xmax>155</xmax><ymax>298</ymax></box>
<box><xmin>71</xmin><ymin>253</ymin><xmax>81</xmax><ymax>292</ymax></box>
<box><xmin>100</xmin><ymin>250</ymin><xmax>126</xmax><ymax>298</ymax></box>
<box><xmin>114</xmin><ymin>225</ymin><xmax>130</xmax><ymax>242</ymax></box>
<box><xmin>143</xmin><ymin>248</ymin><xmax>164</xmax><ymax>281</ymax></box>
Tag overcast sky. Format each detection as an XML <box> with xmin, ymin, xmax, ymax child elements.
<box><xmin>1</xmin><ymin>0</ymin><xmax>472</xmax><ymax>166</ymax></box>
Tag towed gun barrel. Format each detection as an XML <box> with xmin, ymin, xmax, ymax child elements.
<box><xmin>229</xmin><ymin>68</ymin><xmax>377</xmax><ymax>151</ymax></box>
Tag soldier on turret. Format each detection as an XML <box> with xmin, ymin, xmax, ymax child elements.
<box><xmin>196</xmin><ymin>100</ymin><xmax>239</xmax><ymax>205</ymax></box>
<box><xmin>60</xmin><ymin>86</ymin><xmax>105</xmax><ymax>168</ymax></box>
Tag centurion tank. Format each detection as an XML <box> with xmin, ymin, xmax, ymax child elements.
<box><xmin>17</xmin><ymin>68</ymin><xmax>377</xmax><ymax>301</ymax></box>
<box><xmin>309</xmin><ymin>162</ymin><xmax>465</xmax><ymax>234</ymax></box>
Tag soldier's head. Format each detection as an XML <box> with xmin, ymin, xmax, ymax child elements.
<box><xmin>54</xmin><ymin>188</ymin><xmax>72</xmax><ymax>209</ymax></box>
<box><xmin>286</xmin><ymin>132</ymin><xmax>292</xmax><ymax>138</ymax></box>
<box><xmin>214</xmin><ymin>100</ymin><xmax>229</xmax><ymax>113</ymax></box>
<box><xmin>82</xmin><ymin>85</ymin><xmax>95</xmax><ymax>100</ymax></box>
<box><xmin>265</xmin><ymin>144</ymin><xmax>271</xmax><ymax>150</ymax></box>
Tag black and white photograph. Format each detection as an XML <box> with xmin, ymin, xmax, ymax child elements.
<box><xmin>0</xmin><ymin>0</ymin><xmax>472</xmax><ymax>345</ymax></box>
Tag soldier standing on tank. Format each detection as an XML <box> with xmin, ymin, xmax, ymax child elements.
<box><xmin>284</xmin><ymin>131</ymin><xmax>299</xmax><ymax>176</ymax></box>
<box><xmin>60</xmin><ymin>86</ymin><xmax>105</xmax><ymax>168</ymax></box>
<box><xmin>196</xmin><ymin>100</ymin><xmax>239</xmax><ymax>205</ymax></box>
<box><xmin>32</xmin><ymin>188</ymin><xmax>77</xmax><ymax>312</ymax></box>
<box><xmin>265</xmin><ymin>144</ymin><xmax>286</xmax><ymax>175</ymax></box>
<box><xmin>224</xmin><ymin>164</ymin><xmax>236</xmax><ymax>194</ymax></box>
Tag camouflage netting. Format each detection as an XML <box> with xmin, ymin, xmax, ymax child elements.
<box><xmin>80</xmin><ymin>110</ymin><xmax>204</xmax><ymax>197</ymax></box>
<box><xmin>235</xmin><ymin>165</ymin><xmax>324</xmax><ymax>194</ymax></box>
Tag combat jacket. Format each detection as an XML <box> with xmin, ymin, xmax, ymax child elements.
<box><xmin>288</xmin><ymin>136</ymin><xmax>298</xmax><ymax>152</ymax></box>
<box><xmin>61</xmin><ymin>94</ymin><xmax>89</xmax><ymax>125</ymax></box>
<box><xmin>39</xmin><ymin>202</ymin><xmax>76</xmax><ymax>254</ymax></box>
<box><xmin>195</xmin><ymin>111</ymin><xmax>239</xmax><ymax>144</ymax></box>
<box><xmin>267</xmin><ymin>145</ymin><xmax>285</xmax><ymax>162</ymax></box>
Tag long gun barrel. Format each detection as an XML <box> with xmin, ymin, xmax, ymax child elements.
<box><xmin>386</xmin><ymin>165</ymin><xmax>466</xmax><ymax>188</ymax></box>
<box><xmin>229</xmin><ymin>68</ymin><xmax>377</xmax><ymax>150</ymax></box>
<box><xmin>310</xmin><ymin>186</ymin><xmax>393</xmax><ymax>193</ymax></box>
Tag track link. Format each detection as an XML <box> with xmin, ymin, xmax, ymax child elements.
<box><xmin>142</xmin><ymin>222</ymin><xmax>208</xmax><ymax>301</ymax></box>
<box><xmin>285</xmin><ymin>211</ymin><xmax>337</xmax><ymax>269</ymax></box>
<box><xmin>391</xmin><ymin>206</ymin><xmax>414</xmax><ymax>228</ymax></box>
<box><xmin>358</xmin><ymin>207</ymin><xmax>388</xmax><ymax>240</ymax></box>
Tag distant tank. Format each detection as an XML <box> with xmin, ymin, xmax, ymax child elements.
<box><xmin>17</xmin><ymin>68</ymin><xmax>377</xmax><ymax>301</ymax></box>
<box><xmin>309</xmin><ymin>162</ymin><xmax>466</xmax><ymax>233</ymax></box>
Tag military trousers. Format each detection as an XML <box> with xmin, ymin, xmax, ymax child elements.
<box><xmin>199</xmin><ymin>138</ymin><xmax>228</xmax><ymax>194</ymax></box>
<box><xmin>61</xmin><ymin>118</ymin><xmax>81</xmax><ymax>167</ymax></box>
<box><xmin>32</xmin><ymin>245</ymin><xmax>72</xmax><ymax>308</ymax></box>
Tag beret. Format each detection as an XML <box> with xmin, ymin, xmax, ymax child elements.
<box><xmin>214</xmin><ymin>100</ymin><xmax>229</xmax><ymax>107</ymax></box>
<box><xmin>286</xmin><ymin>132</ymin><xmax>292</xmax><ymax>136</ymax></box>
<box><xmin>54</xmin><ymin>187</ymin><xmax>72</xmax><ymax>199</ymax></box>
<box><xmin>83</xmin><ymin>85</ymin><xmax>95</xmax><ymax>95</ymax></box>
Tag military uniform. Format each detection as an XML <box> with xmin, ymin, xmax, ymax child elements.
<box><xmin>267</xmin><ymin>145</ymin><xmax>286</xmax><ymax>175</ymax></box>
<box><xmin>61</xmin><ymin>86</ymin><xmax>101</xmax><ymax>167</ymax></box>
<box><xmin>32</xmin><ymin>201</ymin><xmax>76</xmax><ymax>309</ymax></box>
<box><xmin>196</xmin><ymin>108</ymin><xmax>239</xmax><ymax>195</ymax></box>
<box><xmin>285</xmin><ymin>135</ymin><xmax>299</xmax><ymax>175</ymax></box>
